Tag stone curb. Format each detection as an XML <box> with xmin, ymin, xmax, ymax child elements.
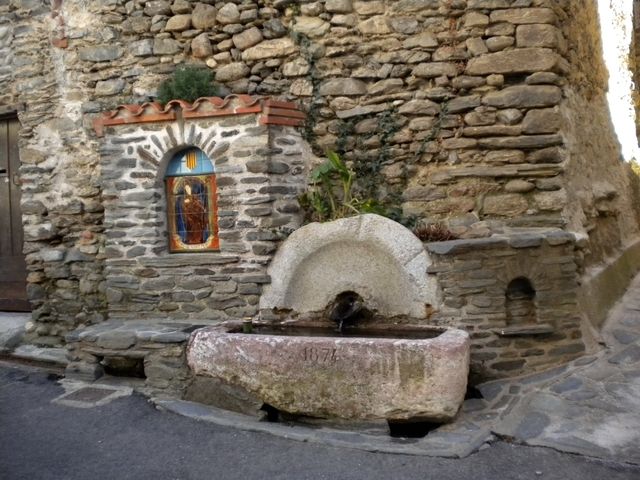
<box><xmin>153</xmin><ymin>398</ymin><xmax>492</xmax><ymax>458</ymax></box>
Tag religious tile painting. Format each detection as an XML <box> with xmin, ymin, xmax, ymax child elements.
<box><xmin>166</xmin><ymin>174</ymin><xmax>219</xmax><ymax>252</ymax></box>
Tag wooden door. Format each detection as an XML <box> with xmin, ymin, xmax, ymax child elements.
<box><xmin>0</xmin><ymin>115</ymin><xmax>29</xmax><ymax>311</ymax></box>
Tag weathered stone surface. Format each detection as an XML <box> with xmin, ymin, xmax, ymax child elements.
<box><xmin>261</xmin><ymin>214</ymin><xmax>438</xmax><ymax>318</ymax></box>
<box><xmin>398</xmin><ymin>99</ymin><xmax>440</xmax><ymax>115</ymax></box>
<box><xmin>153</xmin><ymin>38</ymin><xmax>181</xmax><ymax>55</ymax></box>
<box><xmin>517</xmin><ymin>24</ymin><xmax>560</xmax><ymax>48</ymax></box>
<box><xmin>403</xmin><ymin>32</ymin><xmax>438</xmax><ymax>49</ymax></box>
<box><xmin>215</xmin><ymin>62</ymin><xmax>250</xmax><ymax>82</ymax></box>
<box><xmin>216</xmin><ymin>3</ymin><xmax>240</xmax><ymax>25</ymax></box>
<box><xmin>467</xmin><ymin>48</ymin><xmax>560</xmax><ymax>75</ymax></box>
<box><xmin>191</xmin><ymin>33</ymin><xmax>212</xmax><ymax>58</ymax></box>
<box><xmin>505</xmin><ymin>180</ymin><xmax>535</xmax><ymax>193</ymax></box>
<box><xmin>466</xmin><ymin>37</ymin><xmax>488</xmax><ymax>56</ymax></box>
<box><xmin>144</xmin><ymin>1</ymin><xmax>170</xmax><ymax>16</ymax></box>
<box><xmin>165</xmin><ymin>14</ymin><xmax>191</xmax><ymax>32</ymax></box>
<box><xmin>319</xmin><ymin>78</ymin><xmax>367</xmax><ymax>96</ymax></box>
<box><xmin>241</xmin><ymin>38</ymin><xmax>297</xmax><ymax>61</ymax></box>
<box><xmin>78</xmin><ymin>46</ymin><xmax>122</xmax><ymax>62</ymax></box>
<box><xmin>354</xmin><ymin>0</ymin><xmax>385</xmax><ymax>15</ymax></box>
<box><xmin>95</xmin><ymin>79</ymin><xmax>125</xmax><ymax>96</ymax></box>
<box><xmin>293</xmin><ymin>16</ymin><xmax>330</xmax><ymax>37</ymax></box>
<box><xmin>130</xmin><ymin>39</ymin><xmax>154</xmax><ymax>57</ymax></box>
<box><xmin>478</xmin><ymin>135</ymin><xmax>563</xmax><ymax>150</ymax></box>
<box><xmin>191</xmin><ymin>3</ymin><xmax>217</xmax><ymax>30</ymax></box>
<box><xmin>522</xmin><ymin>108</ymin><xmax>561</xmax><ymax>134</ymax></box>
<box><xmin>490</xmin><ymin>8</ymin><xmax>557</xmax><ymax>25</ymax></box>
<box><xmin>412</xmin><ymin>62</ymin><xmax>458</xmax><ymax>78</ymax></box>
<box><xmin>483</xmin><ymin>194</ymin><xmax>529</xmax><ymax>216</ymax></box>
<box><xmin>232</xmin><ymin>27</ymin><xmax>263</xmax><ymax>50</ymax></box>
<box><xmin>483</xmin><ymin>86</ymin><xmax>562</xmax><ymax>108</ymax></box>
<box><xmin>326</xmin><ymin>0</ymin><xmax>353</xmax><ymax>13</ymax></box>
<box><xmin>188</xmin><ymin>325</ymin><xmax>470</xmax><ymax>421</ymax></box>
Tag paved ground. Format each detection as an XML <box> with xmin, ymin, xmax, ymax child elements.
<box><xmin>494</xmin><ymin>275</ymin><xmax>640</xmax><ymax>464</ymax></box>
<box><xmin>1</xmin><ymin>363</ymin><xmax>639</xmax><ymax>480</ymax></box>
<box><xmin>3</xmin><ymin>274</ymin><xmax>640</xmax><ymax>477</ymax></box>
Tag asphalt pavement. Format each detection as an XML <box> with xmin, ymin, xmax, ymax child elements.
<box><xmin>0</xmin><ymin>362</ymin><xmax>638</xmax><ymax>480</ymax></box>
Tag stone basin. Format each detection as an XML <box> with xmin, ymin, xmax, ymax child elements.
<box><xmin>187</xmin><ymin>324</ymin><xmax>470</xmax><ymax>422</ymax></box>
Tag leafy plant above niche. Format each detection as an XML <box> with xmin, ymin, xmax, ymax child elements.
<box><xmin>299</xmin><ymin>151</ymin><xmax>386</xmax><ymax>223</ymax></box>
<box><xmin>157</xmin><ymin>65</ymin><xmax>219</xmax><ymax>105</ymax></box>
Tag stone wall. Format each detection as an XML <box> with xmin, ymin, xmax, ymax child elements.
<box><xmin>425</xmin><ymin>232</ymin><xmax>584</xmax><ymax>380</ymax></box>
<box><xmin>99</xmin><ymin>100</ymin><xmax>310</xmax><ymax>322</ymax></box>
<box><xmin>555</xmin><ymin>0</ymin><xmax>640</xmax><ymax>269</ymax></box>
<box><xmin>2</xmin><ymin>1</ymin><xmax>107</xmax><ymax>346</ymax></box>
<box><xmin>1</xmin><ymin>0</ymin><xmax>638</xmax><ymax>349</ymax></box>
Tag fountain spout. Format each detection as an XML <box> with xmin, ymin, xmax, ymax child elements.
<box><xmin>329</xmin><ymin>291</ymin><xmax>364</xmax><ymax>333</ymax></box>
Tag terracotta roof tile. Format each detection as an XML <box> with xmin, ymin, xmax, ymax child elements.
<box><xmin>93</xmin><ymin>95</ymin><xmax>305</xmax><ymax>137</ymax></box>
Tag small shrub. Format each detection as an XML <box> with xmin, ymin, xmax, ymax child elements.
<box><xmin>157</xmin><ymin>65</ymin><xmax>218</xmax><ymax>105</ymax></box>
<box><xmin>412</xmin><ymin>222</ymin><xmax>458</xmax><ymax>242</ymax></box>
<box><xmin>299</xmin><ymin>151</ymin><xmax>386</xmax><ymax>222</ymax></box>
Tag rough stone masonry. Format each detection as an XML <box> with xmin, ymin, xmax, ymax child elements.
<box><xmin>1</xmin><ymin>0</ymin><xmax>639</xmax><ymax>382</ymax></box>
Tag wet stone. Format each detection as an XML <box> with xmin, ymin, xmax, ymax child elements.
<box><xmin>550</xmin><ymin>376</ymin><xmax>583</xmax><ymax>394</ymax></box>
<box><xmin>608</xmin><ymin>344</ymin><xmax>640</xmax><ymax>365</ymax></box>
<box><xmin>513</xmin><ymin>411</ymin><xmax>550</xmax><ymax>440</ymax></box>
<box><xmin>611</xmin><ymin>329</ymin><xmax>639</xmax><ymax>345</ymax></box>
<box><xmin>563</xmin><ymin>388</ymin><xmax>598</xmax><ymax>402</ymax></box>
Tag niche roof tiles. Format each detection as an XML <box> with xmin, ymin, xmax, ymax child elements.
<box><xmin>92</xmin><ymin>95</ymin><xmax>305</xmax><ymax>137</ymax></box>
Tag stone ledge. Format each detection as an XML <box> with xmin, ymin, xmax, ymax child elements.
<box><xmin>425</xmin><ymin>230</ymin><xmax>576</xmax><ymax>255</ymax></box>
<box><xmin>493</xmin><ymin>324</ymin><xmax>555</xmax><ymax>337</ymax></box>
<box><xmin>65</xmin><ymin>320</ymin><xmax>203</xmax><ymax>346</ymax></box>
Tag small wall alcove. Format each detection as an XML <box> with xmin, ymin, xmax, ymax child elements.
<box><xmin>505</xmin><ymin>277</ymin><xmax>537</xmax><ymax>326</ymax></box>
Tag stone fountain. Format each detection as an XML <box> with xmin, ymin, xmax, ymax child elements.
<box><xmin>187</xmin><ymin>214</ymin><xmax>470</xmax><ymax>423</ymax></box>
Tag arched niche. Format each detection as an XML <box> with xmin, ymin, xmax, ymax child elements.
<box><xmin>505</xmin><ymin>277</ymin><xmax>537</xmax><ymax>326</ymax></box>
<box><xmin>260</xmin><ymin>214</ymin><xmax>439</xmax><ymax>319</ymax></box>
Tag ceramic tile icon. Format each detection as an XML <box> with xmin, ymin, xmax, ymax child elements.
<box><xmin>165</xmin><ymin>149</ymin><xmax>219</xmax><ymax>252</ymax></box>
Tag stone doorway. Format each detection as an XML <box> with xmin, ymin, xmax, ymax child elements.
<box><xmin>0</xmin><ymin>114</ymin><xmax>29</xmax><ymax>311</ymax></box>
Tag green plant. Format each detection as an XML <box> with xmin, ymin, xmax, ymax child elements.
<box><xmin>157</xmin><ymin>65</ymin><xmax>219</xmax><ymax>105</ymax></box>
<box><xmin>299</xmin><ymin>151</ymin><xmax>386</xmax><ymax>222</ymax></box>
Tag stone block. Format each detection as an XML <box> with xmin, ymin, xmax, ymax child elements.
<box><xmin>130</xmin><ymin>39</ymin><xmax>154</xmax><ymax>57</ymax></box>
<box><xmin>165</xmin><ymin>14</ymin><xmax>191</xmax><ymax>31</ymax></box>
<box><xmin>144</xmin><ymin>1</ymin><xmax>171</xmax><ymax>16</ymax></box>
<box><xmin>78</xmin><ymin>45</ymin><xmax>123</xmax><ymax>62</ymax></box>
<box><xmin>357</xmin><ymin>15</ymin><xmax>391</xmax><ymax>35</ymax></box>
<box><xmin>192</xmin><ymin>3</ymin><xmax>217</xmax><ymax>30</ymax></box>
<box><xmin>326</xmin><ymin>0</ymin><xmax>353</xmax><ymax>13</ymax></box>
<box><xmin>319</xmin><ymin>78</ymin><xmax>367</xmax><ymax>96</ymax></box>
<box><xmin>232</xmin><ymin>27</ymin><xmax>263</xmax><ymax>50</ymax></box>
<box><xmin>153</xmin><ymin>38</ymin><xmax>181</xmax><ymax>55</ymax></box>
<box><xmin>483</xmin><ymin>194</ymin><xmax>528</xmax><ymax>216</ymax></box>
<box><xmin>483</xmin><ymin>86</ymin><xmax>562</xmax><ymax>109</ymax></box>
<box><xmin>95</xmin><ymin>79</ymin><xmax>125</xmax><ymax>96</ymax></box>
<box><xmin>516</xmin><ymin>24</ymin><xmax>560</xmax><ymax>48</ymax></box>
<box><xmin>293</xmin><ymin>16</ymin><xmax>331</xmax><ymax>37</ymax></box>
<box><xmin>522</xmin><ymin>108</ymin><xmax>561</xmax><ymax>134</ymax></box>
<box><xmin>96</xmin><ymin>331</ymin><xmax>136</xmax><ymax>350</ymax></box>
<box><xmin>412</xmin><ymin>62</ymin><xmax>458</xmax><ymax>78</ymax></box>
<box><xmin>188</xmin><ymin>325</ymin><xmax>470</xmax><ymax>421</ymax></box>
<box><xmin>216</xmin><ymin>3</ymin><xmax>240</xmax><ymax>24</ymax></box>
<box><xmin>466</xmin><ymin>48</ymin><xmax>561</xmax><ymax>75</ymax></box>
<box><xmin>490</xmin><ymin>8</ymin><xmax>557</xmax><ymax>25</ymax></box>
<box><xmin>215</xmin><ymin>62</ymin><xmax>250</xmax><ymax>82</ymax></box>
<box><xmin>241</xmin><ymin>38</ymin><xmax>297</xmax><ymax>61</ymax></box>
